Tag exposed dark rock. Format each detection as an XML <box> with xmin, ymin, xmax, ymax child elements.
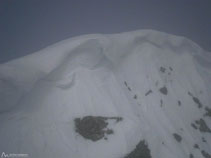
<box><xmin>160</xmin><ymin>67</ymin><xmax>166</xmax><ymax>73</ymax></box>
<box><xmin>145</xmin><ymin>90</ymin><xmax>152</xmax><ymax>96</ymax></box>
<box><xmin>188</xmin><ymin>91</ymin><xmax>192</xmax><ymax>96</ymax></box>
<box><xmin>124</xmin><ymin>140</ymin><xmax>152</xmax><ymax>158</ymax></box>
<box><xmin>173</xmin><ymin>133</ymin><xmax>182</xmax><ymax>142</ymax></box>
<box><xmin>74</xmin><ymin>116</ymin><xmax>123</xmax><ymax>141</ymax></box>
<box><xmin>178</xmin><ymin>100</ymin><xmax>181</xmax><ymax>106</ymax></box>
<box><xmin>159</xmin><ymin>86</ymin><xmax>168</xmax><ymax>95</ymax></box>
<box><xmin>191</xmin><ymin>123</ymin><xmax>198</xmax><ymax>130</ymax></box>
<box><xmin>193</xmin><ymin>144</ymin><xmax>199</xmax><ymax>149</ymax></box>
<box><xmin>188</xmin><ymin>92</ymin><xmax>203</xmax><ymax>108</ymax></box>
<box><xmin>204</xmin><ymin>107</ymin><xmax>211</xmax><ymax>117</ymax></box>
<box><xmin>195</xmin><ymin>118</ymin><xmax>211</xmax><ymax>133</ymax></box>
<box><xmin>192</xmin><ymin>97</ymin><xmax>203</xmax><ymax>108</ymax></box>
<box><xmin>169</xmin><ymin>67</ymin><xmax>173</xmax><ymax>71</ymax></box>
<box><xmin>124</xmin><ymin>81</ymin><xmax>132</xmax><ymax>91</ymax></box>
<box><xmin>124</xmin><ymin>81</ymin><xmax>128</xmax><ymax>87</ymax></box>
<box><xmin>189</xmin><ymin>154</ymin><xmax>194</xmax><ymax>158</ymax></box>
<box><xmin>134</xmin><ymin>95</ymin><xmax>137</xmax><ymax>99</ymax></box>
<box><xmin>201</xmin><ymin>150</ymin><xmax>211</xmax><ymax>158</ymax></box>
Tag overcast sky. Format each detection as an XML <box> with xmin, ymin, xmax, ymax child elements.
<box><xmin>0</xmin><ymin>0</ymin><xmax>211</xmax><ymax>63</ymax></box>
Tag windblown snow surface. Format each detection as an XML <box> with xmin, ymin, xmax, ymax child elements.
<box><xmin>0</xmin><ymin>30</ymin><xmax>211</xmax><ymax>158</ymax></box>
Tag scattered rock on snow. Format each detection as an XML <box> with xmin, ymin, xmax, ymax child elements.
<box><xmin>204</xmin><ymin>107</ymin><xmax>211</xmax><ymax>117</ymax></box>
<box><xmin>195</xmin><ymin>118</ymin><xmax>211</xmax><ymax>133</ymax></box>
<box><xmin>201</xmin><ymin>150</ymin><xmax>211</xmax><ymax>158</ymax></box>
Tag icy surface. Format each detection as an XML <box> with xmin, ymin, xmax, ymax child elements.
<box><xmin>0</xmin><ymin>30</ymin><xmax>211</xmax><ymax>158</ymax></box>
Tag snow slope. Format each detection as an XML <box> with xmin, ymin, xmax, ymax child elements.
<box><xmin>0</xmin><ymin>30</ymin><xmax>211</xmax><ymax>158</ymax></box>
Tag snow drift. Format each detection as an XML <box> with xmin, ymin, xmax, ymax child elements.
<box><xmin>0</xmin><ymin>30</ymin><xmax>211</xmax><ymax>158</ymax></box>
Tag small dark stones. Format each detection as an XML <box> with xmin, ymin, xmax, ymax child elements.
<box><xmin>124</xmin><ymin>81</ymin><xmax>132</xmax><ymax>91</ymax></box>
<box><xmin>195</xmin><ymin>118</ymin><xmax>211</xmax><ymax>133</ymax></box>
<box><xmin>173</xmin><ymin>133</ymin><xmax>182</xmax><ymax>142</ymax></box>
<box><xmin>74</xmin><ymin>116</ymin><xmax>123</xmax><ymax>141</ymax></box>
<box><xmin>178</xmin><ymin>100</ymin><xmax>181</xmax><ymax>106</ymax></box>
<box><xmin>191</xmin><ymin>123</ymin><xmax>198</xmax><ymax>130</ymax></box>
<box><xmin>160</xmin><ymin>67</ymin><xmax>166</xmax><ymax>73</ymax></box>
<box><xmin>189</xmin><ymin>154</ymin><xmax>194</xmax><ymax>158</ymax></box>
<box><xmin>134</xmin><ymin>95</ymin><xmax>137</xmax><ymax>99</ymax></box>
<box><xmin>159</xmin><ymin>86</ymin><xmax>168</xmax><ymax>95</ymax></box>
<box><xmin>169</xmin><ymin>67</ymin><xmax>173</xmax><ymax>71</ymax></box>
<box><xmin>202</xmin><ymin>137</ymin><xmax>207</xmax><ymax>143</ymax></box>
<box><xmin>124</xmin><ymin>81</ymin><xmax>128</xmax><ymax>87</ymax></box>
<box><xmin>201</xmin><ymin>150</ymin><xmax>211</xmax><ymax>158</ymax></box>
<box><xmin>192</xmin><ymin>97</ymin><xmax>203</xmax><ymax>108</ymax></box>
<box><xmin>193</xmin><ymin>144</ymin><xmax>199</xmax><ymax>149</ymax></box>
<box><xmin>204</xmin><ymin>107</ymin><xmax>211</xmax><ymax>117</ymax></box>
<box><xmin>124</xmin><ymin>140</ymin><xmax>152</xmax><ymax>158</ymax></box>
<box><xmin>145</xmin><ymin>90</ymin><xmax>152</xmax><ymax>96</ymax></box>
<box><xmin>188</xmin><ymin>92</ymin><xmax>203</xmax><ymax>108</ymax></box>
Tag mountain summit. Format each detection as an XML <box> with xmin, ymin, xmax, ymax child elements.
<box><xmin>0</xmin><ymin>30</ymin><xmax>210</xmax><ymax>158</ymax></box>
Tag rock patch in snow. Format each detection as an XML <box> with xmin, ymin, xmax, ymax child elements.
<box><xmin>124</xmin><ymin>140</ymin><xmax>152</xmax><ymax>158</ymax></box>
<box><xmin>74</xmin><ymin>116</ymin><xmax>122</xmax><ymax>141</ymax></box>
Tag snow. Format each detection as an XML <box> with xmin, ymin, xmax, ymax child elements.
<box><xmin>0</xmin><ymin>30</ymin><xmax>210</xmax><ymax>158</ymax></box>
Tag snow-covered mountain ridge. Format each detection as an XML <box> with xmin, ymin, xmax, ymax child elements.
<box><xmin>0</xmin><ymin>30</ymin><xmax>210</xmax><ymax>158</ymax></box>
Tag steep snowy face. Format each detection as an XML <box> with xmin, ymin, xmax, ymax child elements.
<box><xmin>0</xmin><ymin>30</ymin><xmax>211</xmax><ymax>158</ymax></box>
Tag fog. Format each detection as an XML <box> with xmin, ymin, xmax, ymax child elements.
<box><xmin>0</xmin><ymin>0</ymin><xmax>211</xmax><ymax>63</ymax></box>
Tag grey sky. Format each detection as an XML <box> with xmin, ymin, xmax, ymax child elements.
<box><xmin>0</xmin><ymin>0</ymin><xmax>211</xmax><ymax>63</ymax></box>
